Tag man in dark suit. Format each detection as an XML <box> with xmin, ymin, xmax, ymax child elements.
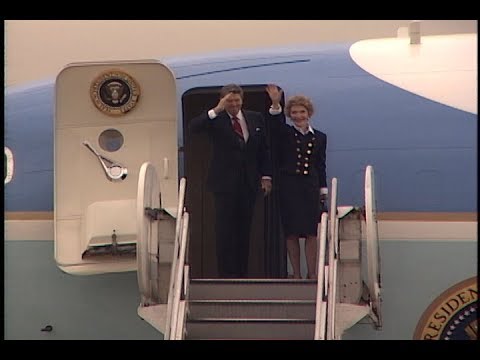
<box><xmin>189</xmin><ymin>84</ymin><xmax>272</xmax><ymax>278</ymax></box>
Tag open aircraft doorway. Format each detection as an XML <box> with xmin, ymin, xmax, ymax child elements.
<box><xmin>182</xmin><ymin>85</ymin><xmax>286</xmax><ymax>279</ymax></box>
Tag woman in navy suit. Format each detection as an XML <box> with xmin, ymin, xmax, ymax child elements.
<box><xmin>266</xmin><ymin>85</ymin><xmax>328</xmax><ymax>279</ymax></box>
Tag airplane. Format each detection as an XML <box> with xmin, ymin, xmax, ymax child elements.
<box><xmin>4</xmin><ymin>27</ymin><xmax>477</xmax><ymax>339</ymax></box>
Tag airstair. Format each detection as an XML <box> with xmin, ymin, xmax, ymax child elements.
<box><xmin>185</xmin><ymin>278</ymin><xmax>317</xmax><ymax>339</ymax></box>
<box><xmin>136</xmin><ymin>164</ymin><xmax>382</xmax><ymax>340</ymax></box>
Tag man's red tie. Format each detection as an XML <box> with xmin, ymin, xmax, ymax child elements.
<box><xmin>232</xmin><ymin>116</ymin><xmax>244</xmax><ymax>139</ymax></box>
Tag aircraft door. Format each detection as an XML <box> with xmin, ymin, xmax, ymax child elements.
<box><xmin>183</xmin><ymin>85</ymin><xmax>286</xmax><ymax>278</ymax></box>
<box><xmin>55</xmin><ymin>60</ymin><xmax>178</xmax><ymax>275</ymax></box>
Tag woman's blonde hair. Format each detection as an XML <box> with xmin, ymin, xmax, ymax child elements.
<box><xmin>285</xmin><ymin>95</ymin><xmax>314</xmax><ymax>117</ymax></box>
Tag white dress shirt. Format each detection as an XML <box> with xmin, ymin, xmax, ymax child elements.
<box><xmin>207</xmin><ymin>109</ymin><xmax>249</xmax><ymax>142</ymax></box>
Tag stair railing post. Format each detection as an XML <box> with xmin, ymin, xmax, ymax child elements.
<box><xmin>314</xmin><ymin>212</ymin><xmax>329</xmax><ymax>340</ymax></box>
<box><xmin>326</xmin><ymin>177</ymin><xmax>338</xmax><ymax>340</ymax></box>
<box><xmin>165</xmin><ymin>177</ymin><xmax>187</xmax><ymax>340</ymax></box>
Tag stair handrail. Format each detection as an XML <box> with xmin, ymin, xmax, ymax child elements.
<box><xmin>175</xmin><ymin>262</ymin><xmax>190</xmax><ymax>339</ymax></box>
<box><xmin>170</xmin><ymin>211</ymin><xmax>189</xmax><ymax>339</ymax></box>
<box><xmin>314</xmin><ymin>212</ymin><xmax>329</xmax><ymax>340</ymax></box>
<box><xmin>364</xmin><ymin>165</ymin><xmax>382</xmax><ymax>329</ymax></box>
<box><xmin>326</xmin><ymin>177</ymin><xmax>339</xmax><ymax>340</ymax></box>
<box><xmin>164</xmin><ymin>177</ymin><xmax>187</xmax><ymax>340</ymax></box>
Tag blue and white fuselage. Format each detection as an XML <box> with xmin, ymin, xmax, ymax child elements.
<box><xmin>4</xmin><ymin>33</ymin><xmax>477</xmax><ymax>340</ymax></box>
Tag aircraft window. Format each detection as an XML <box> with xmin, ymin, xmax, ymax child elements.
<box><xmin>4</xmin><ymin>146</ymin><xmax>14</xmax><ymax>184</ymax></box>
<box><xmin>98</xmin><ymin>129</ymin><xmax>124</xmax><ymax>152</ymax></box>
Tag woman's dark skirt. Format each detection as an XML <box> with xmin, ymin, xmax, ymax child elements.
<box><xmin>279</xmin><ymin>174</ymin><xmax>321</xmax><ymax>237</ymax></box>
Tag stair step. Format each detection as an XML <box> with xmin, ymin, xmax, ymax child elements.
<box><xmin>185</xmin><ymin>318</ymin><xmax>315</xmax><ymax>340</ymax></box>
<box><xmin>189</xmin><ymin>279</ymin><xmax>317</xmax><ymax>301</ymax></box>
<box><xmin>188</xmin><ymin>299</ymin><xmax>316</xmax><ymax>319</ymax></box>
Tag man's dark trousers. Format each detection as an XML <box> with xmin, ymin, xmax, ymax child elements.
<box><xmin>213</xmin><ymin>166</ymin><xmax>257</xmax><ymax>278</ymax></box>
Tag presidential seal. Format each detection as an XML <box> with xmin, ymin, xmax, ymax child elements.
<box><xmin>90</xmin><ymin>70</ymin><xmax>140</xmax><ymax>116</ymax></box>
<box><xmin>413</xmin><ymin>276</ymin><xmax>477</xmax><ymax>340</ymax></box>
